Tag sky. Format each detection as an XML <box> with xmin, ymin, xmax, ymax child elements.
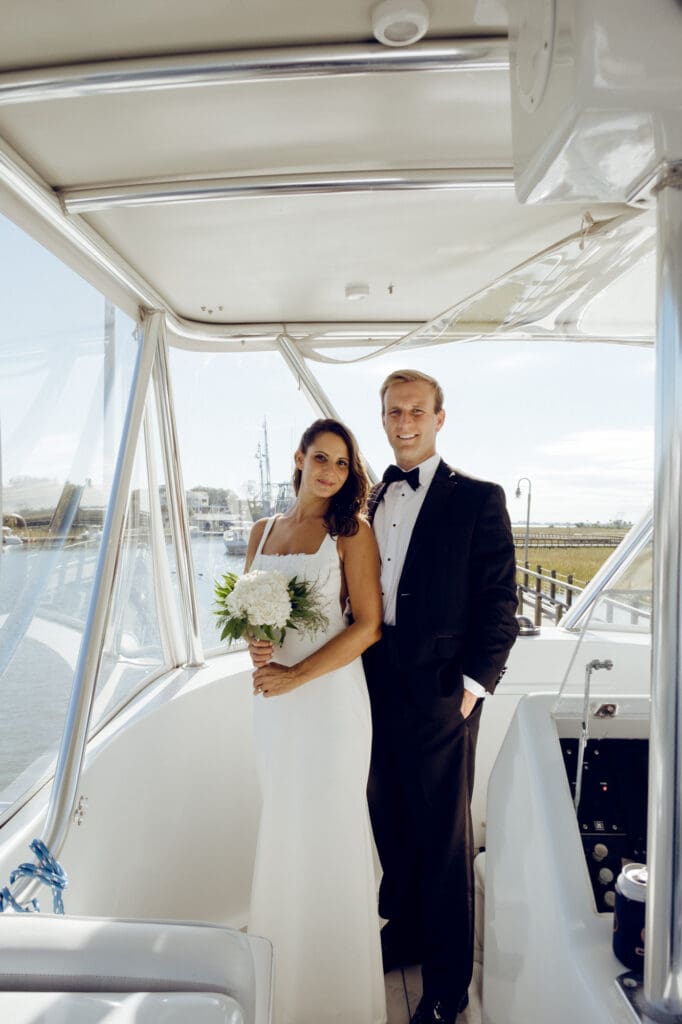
<box><xmin>1</xmin><ymin>213</ymin><xmax>655</xmax><ymax>526</ymax></box>
<box><xmin>168</xmin><ymin>339</ymin><xmax>654</xmax><ymax>526</ymax></box>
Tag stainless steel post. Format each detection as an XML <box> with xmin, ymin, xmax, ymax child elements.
<box><xmin>276</xmin><ymin>333</ymin><xmax>379</xmax><ymax>484</ymax></box>
<box><xmin>11</xmin><ymin>310</ymin><xmax>160</xmax><ymax>905</ymax></box>
<box><xmin>152</xmin><ymin>320</ymin><xmax>204</xmax><ymax>667</ymax></box>
<box><xmin>645</xmin><ymin>167</ymin><xmax>682</xmax><ymax>1013</ymax></box>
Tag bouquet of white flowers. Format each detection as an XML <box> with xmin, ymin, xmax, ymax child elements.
<box><xmin>214</xmin><ymin>568</ymin><xmax>329</xmax><ymax>645</ymax></box>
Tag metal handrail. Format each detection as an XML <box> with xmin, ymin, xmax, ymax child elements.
<box><xmin>516</xmin><ymin>565</ymin><xmax>584</xmax><ymax>594</ymax></box>
<box><xmin>644</xmin><ymin>168</ymin><xmax>682</xmax><ymax>1013</ymax></box>
<box><xmin>560</xmin><ymin>511</ymin><xmax>653</xmax><ymax>631</ymax></box>
<box><xmin>10</xmin><ymin>312</ymin><xmax>160</xmax><ymax>906</ymax></box>
<box><xmin>61</xmin><ymin>168</ymin><xmax>515</xmax><ymax>214</ymax></box>
<box><xmin>0</xmin><ymin>39</ymin><xmax>509</xmax><ymax>106</ymax></box>
<box><xmin>152</xmin><ymin>322</ymin><xmax>204</xmax><ymax>667</ymax></box>
<box><xmin>517</xmin><ymin>564</ymin><xmax>652</xmax><ymax>629</ymax></box>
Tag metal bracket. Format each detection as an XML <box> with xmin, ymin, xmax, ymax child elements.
<box><xmin>616</xmin><ymin>972</ymin><xmax>682</xmax><ymax>1023</ymax></box>
<box><xmin>653</xmin><ymin>161</ymin><xmax>682</xmax><ymax>195</ymax></box>
<box><xmin>72</xmin><ymin>795</ymin><xmax>89</xmax><ymax>827</ymax></box>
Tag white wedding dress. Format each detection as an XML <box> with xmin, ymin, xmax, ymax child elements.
<box><xmin>248</xmin><ymin>517</ymin><xmax>386</xmax><ymax>1024</ymax></box>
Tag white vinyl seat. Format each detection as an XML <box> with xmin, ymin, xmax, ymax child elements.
<box><xmin>0</xmin><ymin>991</ymin><xmax>245</xmax><ymax>1023</ymax></box>
<box><xmin>0</xmin><ymin>915</ymin><xmax>272</xmax><ymax>1024</ymax></box>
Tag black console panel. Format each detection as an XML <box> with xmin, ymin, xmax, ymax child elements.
<box><xmin>560</xmin><ymin>738</ymin><xmax>648</xmax><ymax>913</ymax></box>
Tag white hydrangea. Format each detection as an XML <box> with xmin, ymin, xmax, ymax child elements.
<box><xmin>225</xmin><ymin>569</ymin><xmax>292</xmax><ymax>629</ymax></box>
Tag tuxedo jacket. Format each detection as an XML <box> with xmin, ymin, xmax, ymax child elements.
<box><xmin>368</xmin><ymin>460</ymin><xmax>518</xmax><ymax>698</ymax></box>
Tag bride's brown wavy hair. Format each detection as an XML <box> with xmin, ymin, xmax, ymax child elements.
<box><xmin>293</xmin><ymin>418</ymin><xmax>369</xmax><ymax>537</ymax></box>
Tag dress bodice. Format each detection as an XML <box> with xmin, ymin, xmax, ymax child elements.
<box><xmin>251</xmin><ymin>516</ymin><xmax>345</xmax><ymax>664</ymax></box>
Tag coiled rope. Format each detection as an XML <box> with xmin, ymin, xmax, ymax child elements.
<box><xmin>0</xmin><ymin>839</ymin><xmax>67</xmax><ymax>914</ymax></box>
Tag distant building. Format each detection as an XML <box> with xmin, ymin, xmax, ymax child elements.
<box><xmin>187</xmin><ymin>490</ymin><xmax>209</xmax><ymax>514</ymax></box>
<box><xmin>191</xmin><ymin>511</ymin><xmax>234</xmax><ymax>535</ymax></box>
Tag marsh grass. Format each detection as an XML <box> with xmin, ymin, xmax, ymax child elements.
<box><xmin>515</xmin><ymin>546</ymin><xmax>615</xmax><ymax>590</ymax></box>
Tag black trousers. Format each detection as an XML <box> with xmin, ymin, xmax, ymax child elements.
<box><xmin>363</xmin><ymin>632</ymin><xmax>482</xmax><ymax>1011</ymax></box>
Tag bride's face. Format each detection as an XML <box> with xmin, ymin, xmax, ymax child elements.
<box><xmin>296</xmin><ymin>431</ymin><xmax>350</xmax><ymax>499</ymax></box>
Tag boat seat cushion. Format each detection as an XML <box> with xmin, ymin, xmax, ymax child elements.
<box><xmin>0</xmin><ymin>915</ymin><xmax>272</xmax><ymax>1024</ymax></box>
<box><xmin>0</xmin><ymin>991</ymin><xmax>244</xmax><ymax>1023</ymax></box>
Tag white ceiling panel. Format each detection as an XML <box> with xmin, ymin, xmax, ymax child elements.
<box><xmin>0</xmin><ymin>3</ymin><xmax>645</xmax><ymax>338</ymax></box>
<box><xmin>0</xmin><ymin>1</ymin><xmax>507</xmax><ymax>70</ymax></box>
<box><xmin>83</xmin><ymin>190</ymin><xmax>591</xmax><ymax>323</ymax></box>
<box><xmin>0</xmin><ymin>70</ymin><xmax>511</xmax><ymax>188</ymax></box>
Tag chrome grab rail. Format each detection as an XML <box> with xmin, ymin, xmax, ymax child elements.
<box><xmin>60</xmin><ymin>169</ymin><xmax>515</xmax><ymax>214</ymax></box>
<box><xmin>152</xmin><ymin>323</ymin><xmax>204</xmax><ymax>667</ymax></box>
<box><xmin>644</xmin><ymin>169</ymin><xmax>682</xmax><ymax>1014</ymax></box>
<box><xmin>0</xmin><ymin>39</ymin><xmax>509</xmax><ymax>106</ymax></box>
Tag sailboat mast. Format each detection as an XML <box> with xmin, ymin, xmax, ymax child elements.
<box><xmin>263</xmin><ymin>418</ymin><xmax>272</xmax><ymax>516</ymax></box>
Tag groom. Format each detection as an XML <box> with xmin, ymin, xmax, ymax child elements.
<box><xmin>363</xmin><ymin>369</ymin><xmax>518</xmax><ymax>1024</ymax></box>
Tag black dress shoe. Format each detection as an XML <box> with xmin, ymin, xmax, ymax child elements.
<box><xmin>409</xmin><ymin>993</ymin><xmax>468</xmax><ymax>1024</ymax></box>
<box><xmin>409</xmin><ymin>997</ymin><xmax>455</xmax><ymax>1024</ymax></box>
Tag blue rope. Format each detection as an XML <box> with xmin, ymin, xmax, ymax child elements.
<box><xmin>0</xmin><ymin>839</ymin><xmax>67</xmax><ymax>914</ymax></box>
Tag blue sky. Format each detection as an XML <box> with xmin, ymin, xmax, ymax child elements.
<box><xmin>2</xmin><ymin>213</ymin><xmax>655</xmax><ymax>526</ymax></box>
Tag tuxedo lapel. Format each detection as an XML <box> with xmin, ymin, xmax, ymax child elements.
<box><xmin>399</xmin><ymin>460</ymin><xmax>458</xmax><ymax>589</ymax></box>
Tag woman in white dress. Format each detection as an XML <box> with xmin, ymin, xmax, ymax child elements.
<box><xmin>245</xmin><ymin>418</ymin><xmax>387</xmax><ymax>1024</ymax></box>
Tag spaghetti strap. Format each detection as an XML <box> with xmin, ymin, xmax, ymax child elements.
<box><xmin>254</xmin><ymin>515</ymin><xmax>279</xmax><ymax>557</ymax></box>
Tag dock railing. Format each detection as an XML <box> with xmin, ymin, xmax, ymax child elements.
<box><xmin>516</xmin><ymin>563</ymin><xmax>583</xmax><ymax>625</ymax></box>
<box><xmin>516</xmin><ymin>562</ymin><xmax>652</xmax><ymax>629</ymax></box>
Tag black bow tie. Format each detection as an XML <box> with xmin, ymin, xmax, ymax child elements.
<box><xmin>382</xmin><ymin>464</ymin><xmax>420</xmax><ymax>491</ymax></box>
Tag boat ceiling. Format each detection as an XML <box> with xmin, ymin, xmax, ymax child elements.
<box><xmin>0</xmin><ymin>0</ymin><xmax>654</xmax><ymax>339</ymax></box>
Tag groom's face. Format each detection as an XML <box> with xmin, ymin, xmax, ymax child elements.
<box><xmin>382</xmin><ymin>380</ymin><xmax>445</xmax><ymax>470</ymax></box>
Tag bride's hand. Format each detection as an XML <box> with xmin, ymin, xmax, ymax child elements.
<box><xmin>248</xmin><ymin>637</ymin><xmax>273</xmax><ymax>667</ymax></box>
<box><xmin>253</xmin><ymin>662</ymin><xmax>300</xmax><ymax>698</ymax></box>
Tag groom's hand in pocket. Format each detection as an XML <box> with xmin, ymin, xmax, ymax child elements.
<box><xmin>460</xmin><ymin>689</ymin><xmax>478</xmax><ymax>720</ymax></box>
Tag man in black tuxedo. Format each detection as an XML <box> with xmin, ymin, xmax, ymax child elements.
<box><xmin>363</xmin><ymin>369</ymin><xmax>518</xmax><ymax>1024</ymax></box>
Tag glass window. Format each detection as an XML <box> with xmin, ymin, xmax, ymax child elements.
<box><xmin>90</xmin><ymin>393</ymin><xmax>180</xmax><ymax>732</ymax></box>
<box><xmin>0</xmin><ymin>212</ymin><xmax>139</xmax><ymax>811</ymax></box>
<box><xmin>580</xmin><ymin>539</ymin><xmax>652</xmax><ymax>633</ymax></box>
<box><xmin>169</xmin><ymin>348</ymin><xmax>315</xmax><ymax>653</ymax></box>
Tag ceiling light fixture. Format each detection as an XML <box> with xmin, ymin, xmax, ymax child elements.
<box><xmin>345</xmin><ymin>283</ymin><xmax>370</xmax><ymax>301</ymax></box>
<box><xmin>372</xmin><ymin>0</ymin><xmax>429</xmax><ymax>47</ymax></box>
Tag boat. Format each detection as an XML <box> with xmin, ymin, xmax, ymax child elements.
<box><xmin>0</xmin><ymin>3</ymin><xmax>679</xmax><ymax>1023</ymax></box>
<box><xmin>1</xmin><ymin>525</ymin><xmax>22</xmax><ymax>547</ymax></box>
<box><xmin>223</xmin><ymin>523</ymin><xmax>253</xmax><ymax>558</ymax></box>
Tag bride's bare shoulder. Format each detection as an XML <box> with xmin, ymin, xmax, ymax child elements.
<box><xmin>338</xmin><ymin>519</ymin><xmax>378</xmax><ymax>554</ymax></box>
<box><xmin>251</xmin><ymin>517</ymin><xmax>269</xmax><ymax>539</ymax></box>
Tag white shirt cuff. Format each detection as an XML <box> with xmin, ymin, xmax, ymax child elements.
<box><xmin>463</xmin><ymin>675</ymin><xmax>487</xmax><ymax>698</ymax></box>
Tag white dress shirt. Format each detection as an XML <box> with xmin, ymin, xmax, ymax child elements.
<box><xmin>374</xmin><ymin>452</ymin><xmax>486</xmax><ymax>699</ymax></box>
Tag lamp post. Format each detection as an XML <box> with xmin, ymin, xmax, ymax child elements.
<box><xmin>515</xmin><ymin>477</ymin><xmax>532</xmax><ymax>567</ymax></box>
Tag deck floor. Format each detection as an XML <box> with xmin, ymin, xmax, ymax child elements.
<box><xmin>385</xmin><ymin>963</ymin><xmax>482</xmax><ymax>1024</ymax></box>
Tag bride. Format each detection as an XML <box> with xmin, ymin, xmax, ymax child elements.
<box><xmin>245</xmin><ymin>417</ymin><xmax>387</xmax><ymax>1024</ymax></box>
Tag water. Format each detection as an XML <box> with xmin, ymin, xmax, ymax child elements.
<box><xmin>0</xmin><ymin>534</ymin><xmax>247</xmax><ymax>804</ymax></box>
<box><xmin>188</xmin><ymin>533</ymin><xmax>247</xmax><ymax>645</ymax></box>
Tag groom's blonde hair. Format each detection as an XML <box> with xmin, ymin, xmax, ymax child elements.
<box><xmin>380</xmin><ymin>369</ymin><xmax>444</xmax><ymax>414</ymax></box>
